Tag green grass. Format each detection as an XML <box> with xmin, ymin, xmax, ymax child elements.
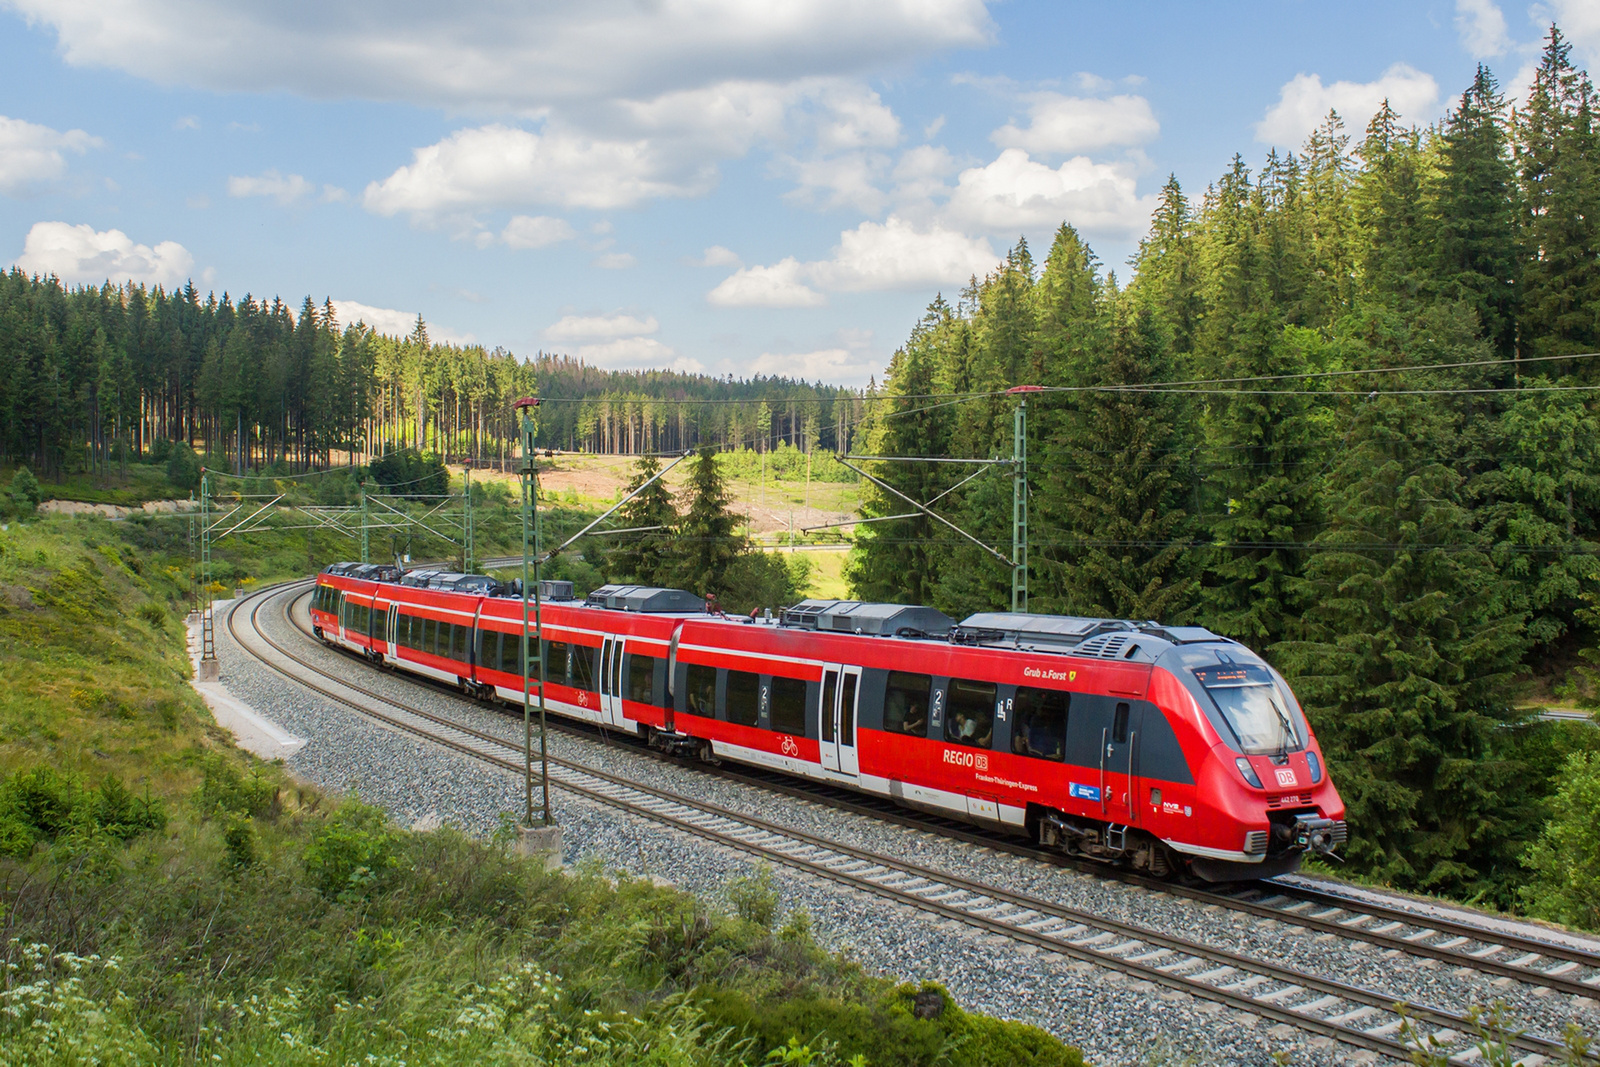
<box><xmin>0</xmin><ymin>513</ymin><xmax>1087</xmax><ymax>1067</ymax></box>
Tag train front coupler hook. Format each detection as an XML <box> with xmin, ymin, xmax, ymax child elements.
<box><xmin>1292</xmin><ymin>817</ymin><xmax>1345</xmax><ymax>861</ymax></box>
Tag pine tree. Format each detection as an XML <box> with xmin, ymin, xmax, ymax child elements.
<box><xmin>668</xmin><ymin>445</ymin><xmax>745</xmax><ymax>598</ymax></box>
<box><xmin>1432</xmin><ymin>65</ymin><xmax>1520</xmax><ymax>360</ymax></box>
<box><xmin>605</xmin><ymin>454</ymin><xmax>680</xmax><ymax>587</ymax></box>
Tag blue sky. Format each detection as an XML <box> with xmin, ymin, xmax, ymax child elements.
<box><xmin>2</xmin><ymin>1</ymin><xmax>1595</xmax><ymax>387</ymax></box>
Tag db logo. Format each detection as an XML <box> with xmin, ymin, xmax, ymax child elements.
<box><xmin>780</xmin><ymin>736</ymin><xmax>799</xmax><ymax>756</ymax></box>
<box><xmin>1274</xmin><ymin>768</ymin><xmax>1297</xmax><ymax>787</ymax></box>
<box><xmin>975</xmin><ymin>754</ymin><xmax>989</xmax><ymax>771</ymax></box>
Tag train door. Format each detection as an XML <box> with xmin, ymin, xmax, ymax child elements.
<box><xmin>1102</xmin><ymin>700</ymin><xmax>1143</xmax><ymax>829</ymax></box>
<box><xmin>599</xmin><ymin>636</ymin><xmax>629</xmax><ymax>728</ymax></box>
<box><xmin>819</xmin><ymin>663</ymin><xmax>861</xmax><ymax>780</ymax></box>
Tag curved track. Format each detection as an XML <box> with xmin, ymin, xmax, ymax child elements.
<box><xmin>223</xmin><ymin>578</ymin><xmax>1600</xmax><ymax>1063</ymax></box>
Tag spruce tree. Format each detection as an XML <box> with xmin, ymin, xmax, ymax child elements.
<box><xmin>1515</xmin><ymin>25</ymin><xmax>1600</xmax><ymax>361</ymax></box>
<box><xmin>1278</xmin><ymin>384</ymin><xmax>1531</xmax><ymax>896</ymax></box>
<box><xmin>668</xmin><ymin>445</ymin><xmax>744</xmax><ymax>598</ymax></box>
<box><xmin>937</xmin><ymin>242</ymin><xmax>1036</xmax><ymax>616</ymax></box>
<box><xmin>1432</xmin><ymin>65</ymin><xmax>1520</xmax><ymax>360</ymax></box>
<box><xmin>1193</xmin><ymin>156</ymin><xmax>1321</xmax><ymax>646</ymax></box>
<box><xmin>606</xmin><ymin>454</ymin><xmax>680</xmax><ymax>587</ymax></box>
<box><xmin>1036</xmin><ymin>288</ymin><xmax>1197</xmax><ymax>621</ymax></box>
<box><xmin>847</xmin><ymin>298</ymin><xmax>959</xmax><ymax>606</ymax></box>
<box><xmin>1131</xmin><ymin>175</ymin><xmax>1203</xmax><ymax>359</ymax></box>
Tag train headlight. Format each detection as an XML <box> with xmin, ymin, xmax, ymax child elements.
<box><xmin>1235</xmin><ymin>757</ymin><xmax>1262</xmax><ymax>788</ymax></box>
<box><xmin>1306</xmin><ymin>750</ymin><xmax>1323</xmax><ymax>784</ymax></box>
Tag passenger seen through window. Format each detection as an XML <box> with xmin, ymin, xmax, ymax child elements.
<box><xmin>943</xmin><ymin>678</ymin><xmax>995</xmax><ymax>749</ymax></box>
<box><xmin>1011</xmin><ymin>686</ymin><xmax>1068</xmax><ymax>761</ymax></box>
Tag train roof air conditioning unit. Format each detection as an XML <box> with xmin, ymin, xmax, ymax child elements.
<box><xmin>585</xmin><ymin>584</ymin><xmax>703</xmax><ymax>613</ymax></box>
<box><xmin>780</xmin><ymin>599</ymin><xmax>954</xmax><ymax>638</ymax></box>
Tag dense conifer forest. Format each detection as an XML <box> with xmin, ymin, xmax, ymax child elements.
<box><xmin>849</xmin><ymin>29</ymin><xmax>1600</xmax><ymax>908</ymax></box>
<box><xmin>0</xmin><ymin>287</ymin><xmax>858</xmax><ymax>478</ymax></box>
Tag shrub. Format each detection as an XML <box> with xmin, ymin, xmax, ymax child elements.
<box><xmin>701</xmin><ymin>980</ymin><xmax>1085</xmax><ymax>1067</ymax></box>
<box><xmin>0</xmin><ymin>767</ymin><xmax>167</xmax><ymax>855</ymax></box>
<box><xmin>165</xmin><ymin>441</ymin><xmax>201</xmax><ymax>493</ymax></box>
<box><xmin>302</xmin><ymin>797</ymin><xmax>399</xmax><ymax>900</ymax></box>
<box><xmin>1521</xmin><ymin>749</ymin><xmax>1600</xmax><ymax>930</ymax></box>
<box><xmin>194</xmin><ymin>755</ymin><xmax>279</xmax><ymax>818</ymax></box>
<box><xmin>728</xmin><ymin>864</ymin><xmax>781</xmax><ymax>930</ymax></box>
<box><xmin>9</xmin><ymin>466</ymin><xmax>42</xmax><ymax>511</ymax></box>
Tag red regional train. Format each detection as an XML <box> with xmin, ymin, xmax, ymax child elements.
<box><xmin>310</xmin><ymin>564</ymin><xmax>1346</xmax><ymax>881</ymax></box>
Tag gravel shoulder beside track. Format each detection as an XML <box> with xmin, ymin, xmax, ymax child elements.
<box><xmin>206</xmin><ymin>586</ymin><xmax>1597</xmax><ymax>1065</ymax></box>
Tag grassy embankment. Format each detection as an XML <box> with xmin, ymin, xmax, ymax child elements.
<box><xmin>0</xmin><ymin>513</ymin><xmax>1085</xmax><ymax>1066</ymax></box>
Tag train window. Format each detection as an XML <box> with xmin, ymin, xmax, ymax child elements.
<box><xmin>840</xmin><ymin>673</ymin><xmax>856</xmax><ymax>746</ymax></box>
<box><xmin>770</xmin><ymin>677</ymin><xmax>807</xmax><ymax>735</ymax></box>
<box><xmin>627</xmin><ymin>654</ymin><xmax>656</xmax><ymax>705</ymax></box>
<box><xmin>571</xmin><ymin>646</ymin><xmax>596</xmax><ymax>691</ymax></box>
<box><xmin>422</xmin><ymin>618</ymin><xmax>436</xmax><ymax>654</ymax></box>
<box><xmin>1012</xmin><ymin>687</ymin><xmax>1068</xmax><ymax>762</ymax></box>
<box><xmin>883</xmin><ymin>671</ymin><xmax>932</xmax><ymax>737</ymax></box>
<box><xmin>453</xmin><ymin>623</ymin><xmax>469</xmax><ymax>661</ymax></box>
<box><xmin>480</xmin><ymin>630</ymin><xmax>499</xmax><ymax>670</ymax></box>
<box><xmin>684</xmin><ymin>663</ymin><xmax>717</xmax><ymax>716</ymax></box>
<box><xmin>1113</xmin><ymin>702</ymin><xmax>1130</xmax><ymax>744</ymax></box>
<box><xmin>726</xmin><ymin>670</ymin><xmax>760</xmax><ymax>727</ymax></box>
<box><xmin>821</xmin><ymin>673</ymin><xmax>837</xmax><ymax>742</ymax></box>
<box><xmin>544</xmin><ymin>641</ymin><xmax>570</xmax><ymax>684</ymax></box>
<box><xmin>943</xmin><ymin>678</ymin><xmax>996</xmax><ymax>749</ymax></box>
<box><xmin>502</xmin><ymin>632</ymin><xmax>520</xmax><ymax>675</ymax></box>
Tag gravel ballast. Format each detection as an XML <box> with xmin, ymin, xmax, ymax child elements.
<box><xmin>205</xmin><ymin>585</ymin><xmax>1599</xmax><ymax>1066</ymax></box>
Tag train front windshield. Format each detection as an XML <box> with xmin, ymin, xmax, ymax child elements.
<box><xmin>1193</xmin><ymin>665</ymin><xmax>1303</xmax><ymax>755</ymax></box>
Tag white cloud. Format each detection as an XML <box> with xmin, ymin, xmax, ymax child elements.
<box><xmin>809</xmin><ymin>216</ymin><xmax>998</xmax><ymax>291</ymax></box>
<box><xmin>782</xmin><ymin>151</ymin><xmax>891</xmax><ymax>213</ymax></box>
<box><xmin>13</xmin><ymin>221</ymin><xmax>192</xmax><ymax>286</ymax></box>
<box><xmin>1455</xmin><ymin>0</ymin><xmax>1510</xmax><ymax>57</ymax></box>
<box><xmin>501</xmin><ymin>214</ymin><xmax>576</xmax><ymax>249</ymax></box>
<box><xmin>320</xmin><ymin>184</ymin><xmax>348</xmax><ymax>203</ymax></box>
<box><xmin>943</xmin><ymin>149</ymin><xmax>1155</xmax><ymax>237</ymax></box>
<box><xmin>330</xmin><ymin>300</ymin><xmax>472</xmax><ymax>344</ymax></box>
<box><xmin>708</xmin><ymin>258</ymin><xmax>826</xmax><ymax>308</ymax></box>
<box><xmin>8</xmin><ymin>1</ymin><xmax>993</xmax><ymax>110</ymax></box>
<box><xmin>572</xmin><ymin>336</ymin><xmax>701</xmax><ymax>373</ymax></box>
<box><xmin>0</xmin><ymin>115</ymin><xmax>101</xmax><ymax>195</ymax></box>
<box><xmin>545</xmin><ymin>312</ymin><xmax>658</xmax><ymax>342</ymax></box>
<box><xmin>748</xmin><ymin>347</ymin><xmax>876</xmax><ymax>382</ymax></box>
<box><xmin>363</xmin><ymin>123</ymin><xmax>717</xmax><ymax>220</ymax></box>
<box><xmin>991</xmin><ymin>92</ymin><xmax>1159</xmax><ymax>156</ymax></box>
<box><xmin>593</xmin><ymin>252</ymin><xmax>636</xmax><ymax>269</ymax></box>
<box><xmin>1256</xmin><ymin>63</ymin><xmax>1440</xmax><ymax>146</ymax></box>
<box><xmin>813</xmin><ymin>84</ymin><xmax>901</xmax><ymax>152</ymax></box>
<box><xmin>708</xmin><ymin>216</ymin><xmax>998</xmax><ymax>307</ymax></box>
<box><xmin>695</xmin><ymin>245</ymin><xmax>742</xmax><ymax>267</ymax></box>
<box><xmin>173</xmin><ymin>115</ymin><xmax>200</xmax><ymax>130</ymax></box>
<box><xmin>226</xmin><ymin>169</ymin><xmax>313</xmax><ymax>205</ymax></box>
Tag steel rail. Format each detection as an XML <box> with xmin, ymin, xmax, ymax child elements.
<box><xmin>227</xmin><ymin>582</ymin><xmax>1597</xmax><ymax>1063</ymax></box>
<box><xmin>291</xmin><ymin>571</ymin><xmax>1600</xmax><ymax>998</ymax></box>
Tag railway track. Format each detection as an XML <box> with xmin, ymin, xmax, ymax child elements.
<box><xmin>220</xmin><ymin>578</ymin><xmax>1600</xmax><ymax>1064</ymax></box>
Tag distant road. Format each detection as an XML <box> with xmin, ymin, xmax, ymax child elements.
<box><xmin>1537</xmin><ymin>708</ymin><xmax>1597</xmax><ymax>724</ymax></box>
